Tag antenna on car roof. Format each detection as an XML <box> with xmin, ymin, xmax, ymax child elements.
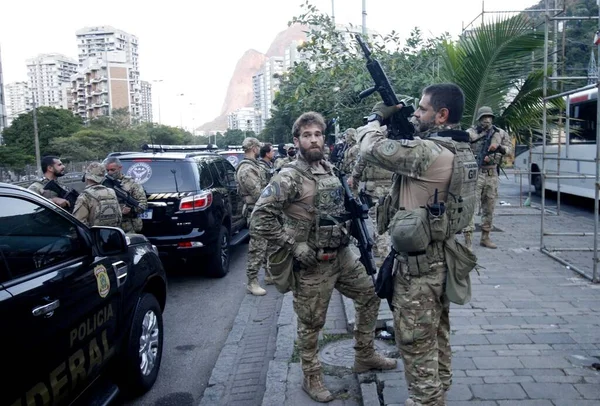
<box><xmin>144</xmin><ymin>126</ymin><xmax>163</xmax><ymax>153</ymax></box>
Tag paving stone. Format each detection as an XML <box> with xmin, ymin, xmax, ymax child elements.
<box><xmin>486</xmin><ymin>333</ymin><xmax>533</xmax><ymax>344</ymax></box>
<box><xmin>528</xmin><ymin>333</ymin><xmax>576</xmax><ymax>344</ymax></box>
<box><xmin>472</xmin><ymin>356</ymin><xmax>524</xmax><ymax>369</ymax></box>
<box><xmin>450</xmin><ymin>334</ymin><xmax>490</xmax><ymax>345</ymax></box>
<box><xmin>574</xmin><ymin>383</ymin><xmax>600</xmax><ymax>399</ymax></box>
<box><xmin>514</xmin><ymin>368</ymin><xmax>566</xmax><ymax>376</ymax></box>
<box><xmin>518</xmin><ymin>355</ymin><xmax>573</xmax><ymax>368</ymax></box>
<box><xmin>471</xmin><ymin>383</ymin><xmax>527</xmax><ymax>400</ymax></box>
<box><xmin>497</xmin><ymin>401</ymin><xmax>553</xmax><ymax>406</ymax></box>
<box><xmin>450</xmin><ymin>357</ymin><xmax>477</xmax><ymax>370</ymax></box>
<box><xmin>466</xmin><ymin>369</ymin><xmax>516</xmax><ymax>377</ymax></box>
<box><xmin>446</xmin><ymin>384</ymin><xmax>472</xmax><ymax>401</ymax></box>
<box><xmin>360</xmin><ymin>383</ymin><xmax>379</xmax><ymax>406</ymax></box>
<box><xmin>483</xmin><ymin>376</ymin><xmax>535</xmax><ymax>384</ymax></box>
<box><xmin>521</xmin><ymin>382</ymin><xmax>582</xmax><ymax>399</ymax></box>
<box><xmin>382</xmin><ymin>383</ymin><xmax>408</xmax><ymax>405</ymax></box>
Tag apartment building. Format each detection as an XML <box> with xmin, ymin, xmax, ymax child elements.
<box><xmin>227</xmin><ymin>107</ymin><xmax>261</xmax><ymax>133</ymax></box>
<box><xmin>76</xmin><ymin>26</ymin><xmax>142</xmax><ymax>119</ymax></box>
<box><xmin>70</xmin><ymin>51</ymin><xmax>132</xmax><ymax>121</ymax></box>
<box><xmin>26</xmin><ymin>53</ymin><xmax>77</xmax><ymax>109</ymax></box>
<box><xmin>140</xmin><ymin>80</ymin><xmax>152</xmax><ymax>123</ymax></box>
<box><xmin>252</xmin><ymin>56</ymin><xmax>284</xmax><ymax>132</ymax></box>
<box><xmin>5</xmin><ymin>81</ymin><xmax>29</xmax><ymax>127</ymax></box>
<box><xmin>0</xmin><ymin>48</ymin><xmax>7</xmax><ymax>138</ymax></box>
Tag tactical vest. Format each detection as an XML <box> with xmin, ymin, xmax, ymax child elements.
<box><xmin>83</xmin><ymin>185</ymin><xmax>121</xmax><ymax>227</ymax></box>
<box><xmin>236</xmin><ymin>158</ymin><xmax>266</xmax><ymax>205</ymax></box>
<box><xmin>428</xmin><ymin>136</ymin><xmax>478</xmax><ymax>237</ymax></box>
<box><xmin>281</xmin><ymin>162</ymin><xmax>351</xmax><ymax>250</ymax></box>
<box><xmin>362</xmin><ymin>162</ymin><xmax>394</xmax><ymax>184</ymax></box>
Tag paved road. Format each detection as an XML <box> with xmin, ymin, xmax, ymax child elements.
<box><xmin>120</xmin><ymin>242</ymin><xmax>251</xmax><ymax>406</ymax></box>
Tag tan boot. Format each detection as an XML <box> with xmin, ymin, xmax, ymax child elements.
<box><xmin>302</xmin><ymin>373</ymin><xmax>334</xmax><ymax>403</ymax></box>
<box><xmin>480</xmin><ymin>231</ymin><xmax>497</xmax><ymax>249</ymax></box>
<box><xmin>463</xmin><ymin>231</ymin><xmax>473</xmax><ymax>251</ymax></box>
<box><xmin>246</xmin><ymin>278</ymin><xmax>267</xmax><ymax>296</ymax></box>
<box><xmin>354</xmin><ymin>352</ymin><xmax>397</xmax><ymax>373</ymax></box>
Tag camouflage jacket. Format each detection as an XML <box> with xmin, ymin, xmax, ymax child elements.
<box><xmin>468</xmin><ymin>125</ymin><xmax>512</xmax><ymax>168</ymax></box>
<box><xmin>236</xmin><ymin>158</ymin><xmax>267</xmax><ymax>205</ymax></box>
<box><xmin>340</xmin><ymin>143</ymin><xmax>359</xmax><ymax>175</ymax></box>
<box><xmin>73</xmin><ymin>184</ymin><xmax>122</xmax><ymax>227</ymax></box>
<box><xmin>258</xmin><ymin>158</ymin><xmax>275</xmax><ymax>182</ymax></box>
<box><xmin>114</xmin><ymin>174</ymin><xmax>148</xmax><ymax>215</ymax></box>
<box><xmin>28</xmin><ymin>177</ymin><xmax>62</xmax><ymax>200</ymax></box>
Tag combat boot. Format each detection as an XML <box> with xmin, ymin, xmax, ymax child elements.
<box><xmin>354</xmin><ymin>352</ymin><xmax>397</xmax><ymax>373</ymax></box>
<box><xmin>302</xmin><ymin>373</ymin><xmax>334</xmax><ymax>403</ymax></box>
<box><xmin>463</xmin><ymin>231</ymin><xmax>473</xmax><ymax>251</ymax></box>
<box><xmin>480</xmin><ymin>231</ymin><xmax>497</xmax><ymax>249</ymax></box>
<box><xmin>246</xmin><ymin>278</ymin><xmax>267</xmax><ymax>296</ymax></box>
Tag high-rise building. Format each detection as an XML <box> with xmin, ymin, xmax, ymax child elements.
<box><xmin>5</xmin><ymin>81</ymin><xmax>29</xmax><ymax>127</ymax></box>
<box><xmin>70</xmin><ymin>51</ymin><xmax>133</xmax><ymax>121</ymax></box>
<box><xmin>252</xmin><ymin>56</ymin><xmax>284</xmax><ymax>132</ymax></box>
<box><xmin>227</xmin><ymin>107</ymin><xmax>261</xmax><ymax>133</ymax></box>
<box><xmin>0</xmin><ymin>47</ymin><xmax>7</xmax><ymax>140</ymax></box>
<box><xmin>140</xmin><ymin>80</ymin><xmax>152</xmax><ymax>123</ymax></box>
<box><xmin>26</xmin><ymin>53</ymin><xmax>78</xmax><ymax>109</ymax></box>
<box><xmin>75</xmin><ymin>26</ymin><xmax>141</xmax><ymax>119</ymax></box>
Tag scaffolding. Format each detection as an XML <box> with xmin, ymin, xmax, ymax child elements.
<box><xmin>539</xmin><ymin>0</ymin><xmax>600</xmax><ymax>282</ymax></box>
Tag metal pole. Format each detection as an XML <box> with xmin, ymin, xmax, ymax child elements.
<box><xmin>331</xmin><ymin>0</ymin><xmax>335</xmax><ymax>24</ymax></box>
<box><xmin>541</xmin><ymin>0</ymin><xmax>549</xmax><ymax>249</ymax></box>
<box><xmin>31</xmin><ymin>93</ymin><xmax>41</xmax><ymax>177</ymax></box>
<box><xmin>362</xmin><ymin>0</ymin><xmax>367</xmax><ymax>35</ymax></box>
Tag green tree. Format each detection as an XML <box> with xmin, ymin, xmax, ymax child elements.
<box><xmin>218</xmin><ymin>129</ymin><xmax>251</xmax><ymax>148</ymax></box>
<box><xmin>2</xmin><ymin>107</ymin><xmax>83</xmax><ymax>156</ymax></box>
<box><xmin>0</xmin><ymin>145</ymin><xmax>35</xmax><ymax>173</ymax></box>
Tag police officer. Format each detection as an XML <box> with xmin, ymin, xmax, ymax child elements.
<box><xmin>358</xmin><ymin>83</ymin><xmax>477</xmax><ymax>406</ymax></box>
<box><xmin>103</xmin><ymin>157</ymin><xmax>148</xmax><ymax>233</ymax></box>
<box><xmin>349</xmin><ymin>153</ymin><xmax>394</xmax><ymax>261</ymax></box>
<box><xmin>274</xmin><ymin>146</ymin><xmax>297</xmax><ymax>171</ymax></box>
<box><xmin>462</xmin><ymin>106</ymin><xmax>512</xmax><ymax>249</ymax></box>
<box><xmin>73</xmin><ymin>162</ymin><xmax>122</xmax><ymax>227</ymax></box>
<box><xmin>251</xmin><ymin>112</ymin><xmax>396</xmax><ymax>403</ymax></box>
<box><xmin>340</xmin><ymin>128</ymin><xmax>358</xmax><ymax>175</ymax></box>
<box><xmin>236</xmin><ymin>137</ymin><xmax>270</xmax><ymax>295</ymax></box>
<box><xmin>28</xmin><ymin>155</ymin><xmax>71</xmax><ymax>209</ymax></box>
<box><xmin>258</xmin><ymin>142</ymin><xmax>276</xmax><ymax>182</ymax></box>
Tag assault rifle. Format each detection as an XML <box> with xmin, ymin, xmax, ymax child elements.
<box><xmin>355</xmin><ymin>34</ymin><xmax>415</xmax><ymax>140</ymax></box>
<box><xmin>102</xmin><ymin>175</ymin><xmax>140</xmax><ymax>209</ymax></box>
<box><xmin>43</xmin><ymin>180</ymin><xmax>79</xmax><ymax>213</ymax></box>
<box><xmin>338</xmin><ymin>171</ymin><xmax>377</xmax><ymax>285</ymax></box>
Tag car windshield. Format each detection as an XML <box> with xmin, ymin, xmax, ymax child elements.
<box><xmin>218</xmin><ymin>151</ymin><xmax>245</xmax><ymax>168</ymax></box>
<box><xmin>119</xmin><ymin>159</ymin><xmax>198</xmax><ymax>193</ymax></box>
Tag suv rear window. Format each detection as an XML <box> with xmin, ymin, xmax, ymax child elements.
<box><xmin>119</xmin><ymin>159</ymin><xmax>198</xmax><ymax>193</ymax></box>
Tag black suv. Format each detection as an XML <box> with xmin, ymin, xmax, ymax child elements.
<box><xmin>110</xmin><ymin>145</ymin><xmax>248</xmax><ymax>277</ymax></box>
<box><xmin>0</xmin><ymin>182</ymin><xmax>167</xmax><ymax>406</ymax></box>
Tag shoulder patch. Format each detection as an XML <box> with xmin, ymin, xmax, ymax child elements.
<box><xmin>380</xmin><ymin>140</ymin><xmax>400</xmax><ymax>156</ymax></box>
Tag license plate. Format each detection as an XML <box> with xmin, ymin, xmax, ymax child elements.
<box><xmin>140</xmin><ymin>209</ymin><xmax>153</xmax><ymax>220</ymax></box>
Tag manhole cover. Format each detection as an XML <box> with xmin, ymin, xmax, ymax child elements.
<box><xmin>319</xmin><ymin>338</ymin><xmax>396</xmax><ymax>368</ymax></box>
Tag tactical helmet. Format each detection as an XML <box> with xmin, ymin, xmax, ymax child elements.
<box><xmin>242</xmin><ymin>137</ymin><xmax>261</xmax><ymax>151</ymax></box>
<box><xmin>85</xmin><ymin>162</ymin><xmax>106</xmax><ymax>183</ymax></box>
<box><xmin>476</xmin><ymin>106</ymin><xmax>495</xmax><ymax>121</ymax></box>
<box><xmin>344</xmin><ymin>128</ymin><xmax>357</xmax><ymax>143</ymax></box>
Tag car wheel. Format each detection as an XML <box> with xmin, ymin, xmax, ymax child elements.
<box><xmin>207</xmin><ymin>225</ymin><xmax>230</xmax><ymax>278</ymax></box>
<box><xmin>120</xmin><ymin>293</ymin><xmax>163</xmax><ymax>396</ymax></box>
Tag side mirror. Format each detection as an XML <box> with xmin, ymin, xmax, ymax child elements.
<box><xmin>91</xmin><ymin>226</ymin><xmax>128</xmax><ymax>256</ymax></box>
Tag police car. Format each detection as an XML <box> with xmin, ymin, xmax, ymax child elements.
<box><xmin>0</xmin><ymin>182</ymin><xmax>167</xmax><ymax>405</ymax></box>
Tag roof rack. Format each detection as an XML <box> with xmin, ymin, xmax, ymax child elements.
<box><xmin>106</xmin><ymin>151</ymin><xmax>139</xmax><ymax>158</ymax></box>
<box><xmin>141</xmin><ymin>144</ymin><xmax>219</xmax><ymax>152</ymax></box>
<box><xmin>226</xmin><ymin>145</ymin><xmax>244</xmax><ymax>150</ymax></box>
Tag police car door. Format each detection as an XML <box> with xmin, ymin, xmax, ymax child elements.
<box><xmin>0</xmin><ymin>193</ymin><xmax>121</xmax><ymax>406</ymax></box>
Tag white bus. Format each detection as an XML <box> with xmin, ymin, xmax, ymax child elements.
<box><xmin>514</xmin><ymin>87</ymin><xmax>598</xmax><ymax>199</ymax></box>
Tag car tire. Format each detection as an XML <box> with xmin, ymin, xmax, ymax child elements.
<box><xmin>207</xmin><ymin>225</ymin><xmax>230</xmax><ymax>278</ymax></box>
<box><xmin>120</xmin><ymin>293</ymin><xmax>163</xmax><ymax>396</ymax></box>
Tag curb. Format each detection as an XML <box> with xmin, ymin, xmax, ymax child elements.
<box><xmin>198</xmin><ymin>292</ymin><xmax>258</xmax><ymax>406</ymax></box>
<box><xmin>262</xmin><ymin>292</ymin><xmax>296</xmax><ymax>406</ymax></box>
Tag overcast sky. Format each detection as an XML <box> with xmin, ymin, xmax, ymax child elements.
<box><xmin>1</xmin><ymin>0</ymin><xmax>540</xmax><ymax>129</ymax></box>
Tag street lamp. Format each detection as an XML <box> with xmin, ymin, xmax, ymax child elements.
<box><xmin>152</xmin><ymin>79</ymin><xmax>163</xmax><ymax>124</ymax></box>
<box><xmin>176</xmin><ymin>93</ymin><xmax>185</xmax><ymax>128</ymax></box>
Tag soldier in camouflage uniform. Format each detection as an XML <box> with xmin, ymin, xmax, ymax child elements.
<box><xmin>359</xmin><ymin>84</ymin><xmax>476</xmax><ymax>406</ymax></box>
<box><xmin>251</xmin><ymin>112</ymin><xmax>396</xmax><ymax>403</ymax></box>
<box><xmin>340</xmin><ymin>128</ymin><xmax>359</xmax><ymax>175</ymax></box>
<box><xmin>236</xmin><ymin>137</ymin><xmax>270</xmax><ymax>295</ymax></box>
<box><xmin>462</xmin><ymin>106</ymin><xmax>512</xmax><ymax>250</ymax></box>
<box><xmin>28</xmin><ymin>155</ymin><xmax>71</xmax><ymax>210</ymax></box>
<box><xmin>274</xmin><ymin>146</ymin><xmax>297</xmax><ymax>171</ymax></box>
<box><xmin>73</xmin><ymin>162</ymin><xmax>122</xmax><ymax>228</ymax></box>
<box><xmin>258</xmin><ymin>142</ymin><xmax>276</xmax><ymax>182</ymax></box>
<box><xmin>349</xmin><ymin>151</ymin><xmax>394</xmax><ymax>261</ymax></box>
<box><xmin>103</xmin><ymin>157</ymin><xmax>148</xmax><ymax>233</ymax></box>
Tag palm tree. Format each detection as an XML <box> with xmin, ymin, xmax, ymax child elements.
<box><xmin>440</xmin><ymin>14</ymin><xmax>563</xmax><ymax>144</ymax></box>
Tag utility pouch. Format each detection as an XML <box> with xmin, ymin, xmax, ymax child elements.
<box><xmin>406</xmin><ymin>251</ymin><xmax>430</xmax><ymax>277</ymax></box>
<box><xmin>389</xmin><ymin>207</ymin><xmax>431</xmax><ymax>253</ymax></box>
<box><xmin>376</xmin><ymin>194</ymin><xmax>397</xmax><ymax>236</ymax></box>
<box><xmin>429</xmin><ymin>212</ymin><xmax>449</xmax><ymax>242</ymax></box>
<box><xmin>316</xmin><ymin>248</ymin><xmax>338</xmax><ymax>262</ymax></box>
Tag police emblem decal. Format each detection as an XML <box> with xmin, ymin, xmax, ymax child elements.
<box><xmin>381</xmin><ymin>140</ymin><xmax>399</xmax><ymax>156</ymax></box>
<box><xmin>126</xmin><ymin>162</ymin><xmax>153</xmax><ymax>185</ymax></box>
<box><xmin>94</xmin><ymin>265</ymin><xmax>111</xmax><ymax>298</ymax></box>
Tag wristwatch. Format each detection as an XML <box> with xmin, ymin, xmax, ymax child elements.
<box><xmin>367</xmin><ymin>113</ymin><xmax>383</xmax><ymax>125</ymax></box>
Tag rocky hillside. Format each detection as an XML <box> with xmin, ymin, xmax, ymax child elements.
<box><xmin>198</xmin><ymin>24</ymin><xmax>307</xmax><ymax>131</ymax></box>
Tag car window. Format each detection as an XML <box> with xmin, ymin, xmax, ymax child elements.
<box><xmin>198</xmin><ymin>162</ymin><xmax>213</xmax><ymax>189</ymax></box>
<box><xmin>218</xmin><ymin>151</ymin><xmax>244</xmax><ymax>168</ymax></box>
<box><xmin>214</xmin><ymin>161</ymin><xmax>229</xmax><ymax>186</ymax></box>
<box><xmin>223</xmin><ymin>161</ymin><xmax>237</xmax><ymax>188</ymax></box>
<box><xmin>0</xmin><ymin>196</ymin><xmax>86</xmax><ymax>283</ymax></box>
<box><xmin>119</xmin><ymin>160</ymin><xmax>199</xmax><ymax>193</ymax></box>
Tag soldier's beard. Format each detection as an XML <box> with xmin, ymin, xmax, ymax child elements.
<box><xmin>52</xmin><ymin>168</ymin><xmax>65</xmax><ymax>177</ymax></box>
<box><xmin>300</xmin><ymin>145</ymin><xmax>324</xmax><ymax>162</ymax></box>
<box><xmin>480</xmin><ymin>119</ymin><xmax>493</xmax><ymax>130</ymax></box>
<box><xmin>417</xmin><ymin>117</ymin><xmax>435</xmax><ymax>133</ymax></box>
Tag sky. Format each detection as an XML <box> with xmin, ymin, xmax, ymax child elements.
<box><xmin>1</xmin><ymin>0</ymin><xmax>540</xmax><ymax>130</ymax></box>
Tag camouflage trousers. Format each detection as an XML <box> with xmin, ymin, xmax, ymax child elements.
<box><xmin>246</xmin><ymin>214</ymin><xmax>271</xmax><ymax>280</ymax></box>
<box><xmin>121</xmin><ymin>216</ymin><xmax>142</xmax><ymax>233</ymax></box>
<box><xmin>365</xmin><ymin>182</ymin><xmax>391</xmax><ymax>260</ymax></box>
<box><xmin>292</xmin><ymin>246</ymin><xmax>380</xmax><ymax>374</ymax></box>
<box><xmin>393</xmin><ymin>261</ymin><xmax>451</xmax><ymax>405</ymax></box>
<box><xmin>463</xmin><ymin>169</ymin><xmax>499</xmax><ymax>233</ymax></box>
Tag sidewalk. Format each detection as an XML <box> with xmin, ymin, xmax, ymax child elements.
<box><xmin>260</xmin><ymin>179</ymin><xmax>600</xmax><ymax>405</ymax></box>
